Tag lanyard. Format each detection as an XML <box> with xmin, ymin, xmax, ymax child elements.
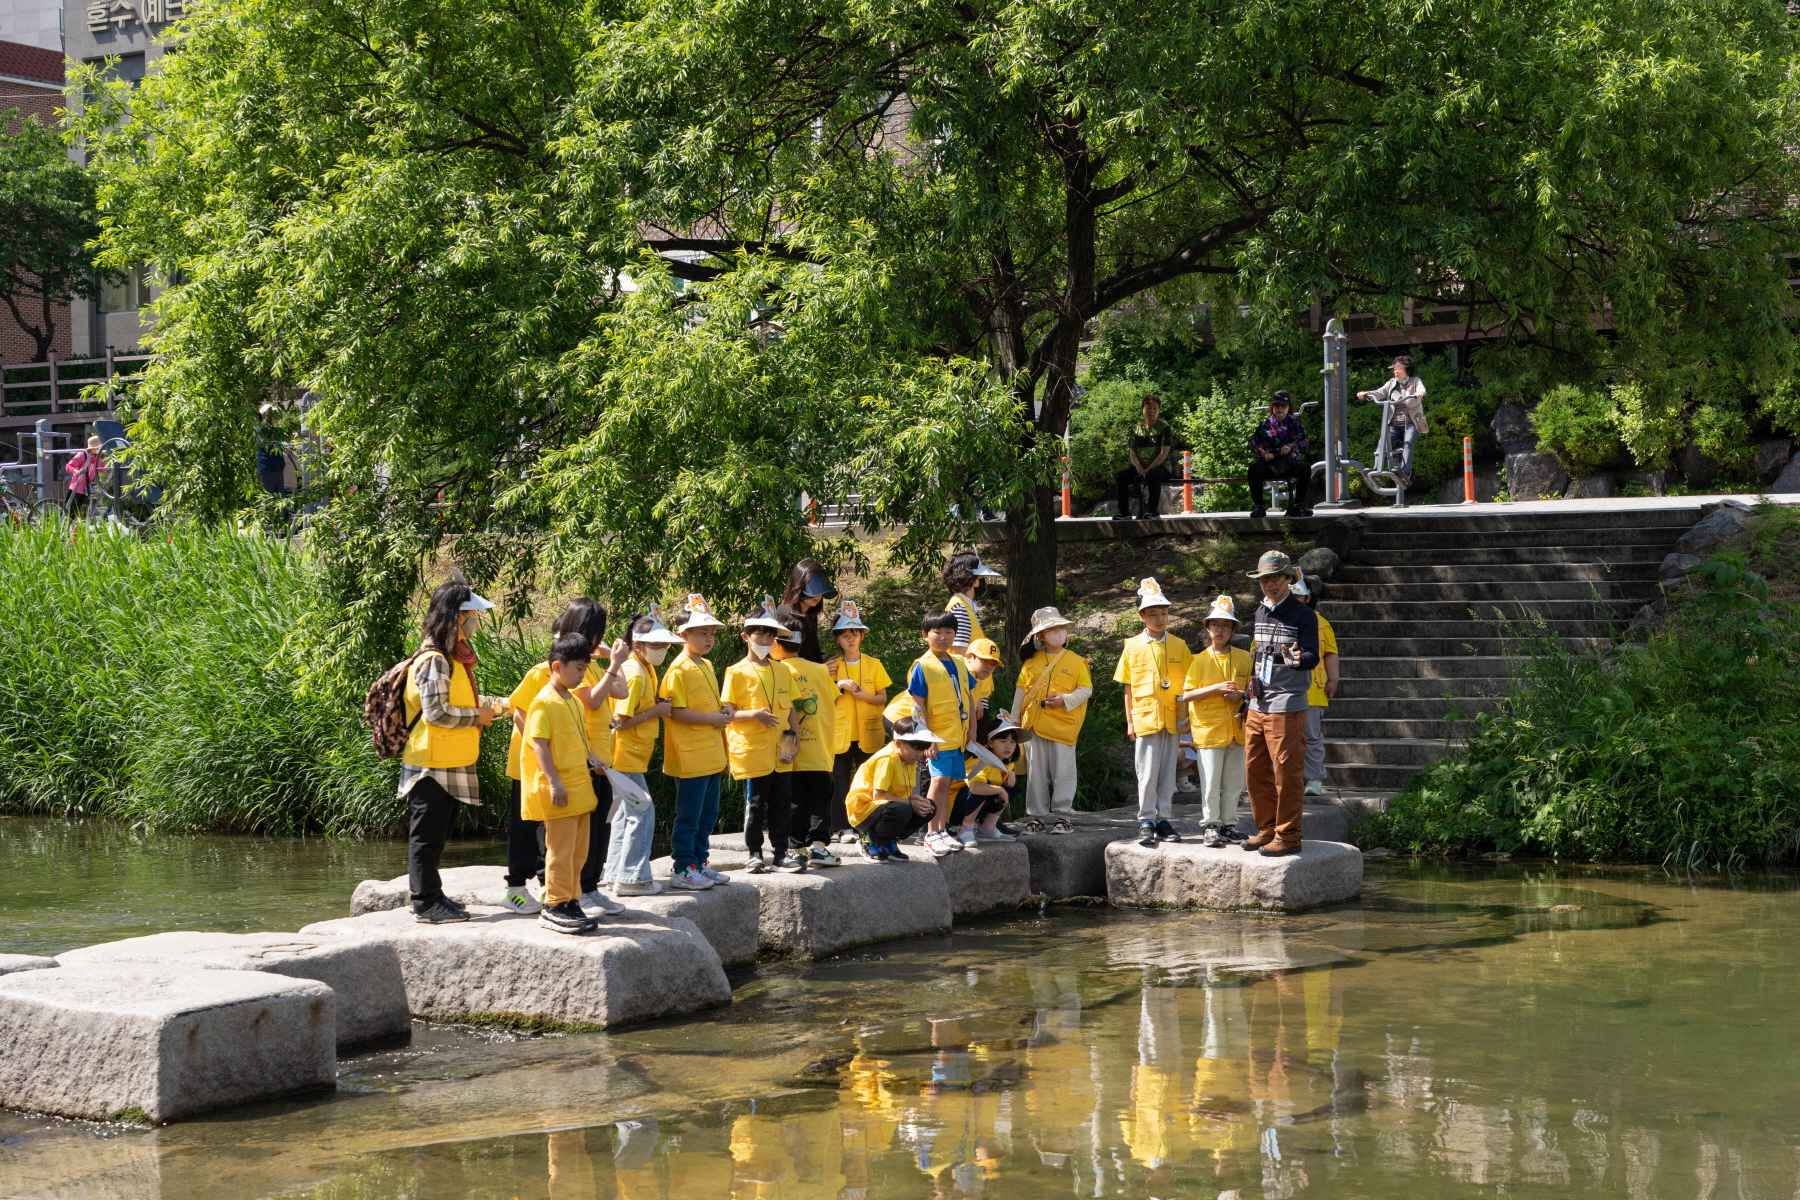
<box><xmin>684</xmin><ymin>653</ymin><xmax>719</xmax><ymax>708</ymax></box>
<box><xmin>753</xmin><ymin>661</ymin><xmax>776</xmax><ymax>708</ymax></box>
<box><xmin>1147</xmin><ymin>637</ymin><xmax>1171</xmax><ymax>690</ymax></box>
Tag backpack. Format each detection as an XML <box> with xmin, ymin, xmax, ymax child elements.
<box><xmin>365</xmin><ymin>653</ymin><xmax>426</xmax><ymax>759</ymax></box>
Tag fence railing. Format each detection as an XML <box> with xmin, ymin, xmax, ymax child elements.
<box><xmin>1</xmin><ymin>349</ymin><xmax>151</xmax><ymax>432</ymax></box>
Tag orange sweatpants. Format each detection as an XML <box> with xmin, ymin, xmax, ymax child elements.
<box><xmin>1244</xmin><ymin>708</ymin><xmax>1306</xmax><ymax>842</ymax></box>
<box><xmin>543</xmin><ymin>810</ymin><xmax>592</xmax><ymax>904</ymax></box>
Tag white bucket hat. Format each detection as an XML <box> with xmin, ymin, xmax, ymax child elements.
<box><xmin>1026</xmin><ymin>606</ymin><xmax>1073</xmax><ymax>640</ymax></box>
<box><xmin>675</xmin><ymin>593</ymin><xmax>726</xmax><ymax>631</ymax></box>
<box><xmin>1203</xmin><ymin>595</ymin><xmax>1241</xmax><ymax>626</ymax></box>
<box><xmin>634</xmin><ymin>602</ymin><xmax>686</xmax><ymax>644</ymax></box>
<box><xmin>1136</xmin><ymin>577</ymin><xmax>1172</xmax><ymax>611</ymax></box>
<box><xmin>742</xmin><ymin>593</ymin><xmax>787</xmax><ymax>632</ymax></box>
<box><xmin>831</xmin><ymin>600</ymin><xmax>869</xmax><ymax>631</ymax></box>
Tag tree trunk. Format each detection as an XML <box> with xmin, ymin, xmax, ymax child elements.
<box><xmin>1001</xmin><ymin>481</ymin><xmax>1058</xmax><ymax>660</ymax></box>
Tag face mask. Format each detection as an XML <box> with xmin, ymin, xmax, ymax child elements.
<box><xmin>643</xmin><ymin>645</ymin><xmax>669</xmax><ymax>666</ymax></box>
<box><xmin>747</xmin><ymin>641</ymin><xmax>771</xmax><ymax>661</ymax></box>
<box><xmin>1042</xmin><ymin>628</ymin><xmax>1069</xmax><ymax>649</ymax></box>
<box><xmin>459</xmin><ymin>613</ymin><xmax>480</xmax><ymax>639</ymax></box>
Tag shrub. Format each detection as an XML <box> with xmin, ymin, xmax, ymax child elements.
<box><xmin>1172</xmin><ymin>384</ymin><xmax>1261</xmax><ymax>512</ymax></box>
<box><xmin>1359</xmin><ymin>555</ymin><xmax>1800</xmax><ymax>866</ymax></box>
<box><xmin>1528</xmin><ymin>384</ymin><xmax>1624</xmax><ymax>478</ymax></box>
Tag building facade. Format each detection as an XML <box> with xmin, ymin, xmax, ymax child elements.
<box><xmin>0</xmin><ymin>39</ymin><xmax>70</xmax><ymax>363</ymax></box>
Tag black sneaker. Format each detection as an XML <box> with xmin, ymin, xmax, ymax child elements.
<box><xmin>1155</xmin><ymin>820</ymin><xmax>1182</xmax><ymax>843</ymax></box>
<box><xmin>414</xmin><ymin>900</ymin><xmax>470</xmax><ymax>924</ymax></box>
<box><xmin>745</xmin><ymin>852</ymin><xmax>770</xmax><ymax>875</ymax></box>
<box><xmin>1249</xmin><ymin>507</ymin><xmax>1267</xmax><ymax>520</ymax></box>
<box><xmin>1138</xmin><ymin>821</ymin><xmax>1159</xmax><ymax>847</ymax></box>
<box><xmin>1110</xmin><ymin>511</ymin><xmax>1130</xmax><ymax>521</ymax></box>
<box><xmin>1221</xmin><ymin>824</ymin><xmax>1247</xmax><ymax>843</ymax></box>
<box><xmin>996</xmin><ymin>822</ymin><xmax>1020</xmax><ymax>837</ymax></box>
<box><xmin>538</xmin><ymin>900</ymin><xmax>596</xmax><ymax>935</ymax></box>
<box><xmin>777</xmin><ymin>852</ymin><xmax>808</xmax><ymax>873</ymax></box>
<box><xmin>440</xmin><ymin>897</ymin><xmax>469</xmax><ymax>917</ymax></box>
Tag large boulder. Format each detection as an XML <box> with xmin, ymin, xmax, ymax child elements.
<box><xmin>1019</xmin><ymin>827</ymin><xmax>1136</xmax><ymax>899</ymax></box>
<box><xmin>1313</xmin><ymin>516</ymin><xmax>1366</xmax><ymax>561</ymax></box>
<box><xmin>1565</xmin><ymin>474</ymin><xmax>1615</xmax><ymax>500</ymax></box>
<box><xmin>0</xmin><ymin>954</ymin><xmax>58</xmax><ymax>976</ymax></box>
<box><xmin>1755</xmin><ymin>439</ymin><xmax>1793</xmax><ymax>482</ymax></box>
<box><xmin>58</xmin><ymin>932</ymin><xmax>408</xmax><ymax>1046</ymax></box>
<box><xmin>1658</xmin><ymin>552</ymin><xmax>1702</xmax><ymax>589</ymax></box>
<box><xmin>1296</xmin><ymin>546</ymin><xmax>1341</xmax><ymax>582</ymax></box>
<box><xmin>708</xmin><ymin>859</ymin><xmax>953</xmax><ymax>958</ymax></box>
<box><xmin>1105</xmin><ymin>839</ymin><xmax>1363</xmax><ymax>912</ymax></box>
<box><xmin>299</xmin><ymin>907</ymin><xmax>730</xmax><ymax>1029</ymax></box>
<box><xmin>1491</xmin><ymin>401</ymin><xmax>1537</xmax><ymax>453</ymax></box>
<box><xmin>1675</xmin><ymin>506</ymin><xmax>1749</xmax><ymax>557</ymax></box>
<box><xmin>1505</xmin><ymin>451</ymin><xmax>1570</xmax><ymax>501</ymax></box>
<box><xmin>1234</xmin><ymin>804</ymin><xmax>1353</xmax><ymax>844</ymax></box>
<box><xmin>1625</xmin><ymin>469</ymin><xmax>1668</xmax><ymax>496</ymax></box>
<box><xmin>1773</xmin><ymin>455</ymin><xmax>1800</xmax><ymax>495</ymax></box>
<box><xmin>933</xmin><ymin>841</ymin><xmax>1031</xmax><ymax>918</ymax></box>
<box><xmin>349</xmin><ymin>864</ymin><xmax>511</xmax><ymax>917</ymax></box>
<box><xmin>1435</xmin><ymin>467</ymin><xmax>1503</xmax><ymax>505</ymax></box>
<box><xmin>0</xmin><ymin>963</ymin><xmax>335</xmax><ymax>1123</ymax></box>
<box><xmin>615</xmin><ymin>887</ymin><xmax>761</xmax><ymax>969</ymax></box>
<box><xmin>1675</xmin><ymin>444</ymin><xmax>1721</xmax><ymax>491</ymax></box>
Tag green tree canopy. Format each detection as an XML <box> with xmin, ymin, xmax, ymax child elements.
<box><xmin>80</xmin><ymin>0</ymin><xmax>1800</xmax><ymax>677</ymax></box>
<box><xmin>0</xmin><ymin>110</ymin><xmax>106</xmax><ymax>362</ymax></box>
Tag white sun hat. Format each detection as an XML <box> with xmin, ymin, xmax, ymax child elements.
<box><xmin>1136</xmin><ymin>577</ymin><xmax>1172</xmax><ymax>611</ymax></box>
<box><xmin>742</xmin><ymin>593</ymin><xmax>788</xmax><ymax>632</ymax></box>
<box><xmin>676</xmin><ymin>593</ymin><xmax>726</xmax><ymax>631</ymax></box>
<box><xmin>972</xmin><ymin>557</ymin><xmax>1003</xmax><ymax>578</ymax></box>
<box><xmin>1203</xmin><ymin>595</ymin><xmax>1241</xmax><ymax>626</ymax></box>
<box><xmin>894</xmin><ymin>721</ymin><xmax>951</xmax><ymax>746</ymax></box>
<box><xmin>831</xmin><ymin>600</ymin><xmax>869</xmax><ymax>631</ymax></box>
<box><xmin>459</xmin><ymin>592</ymin><xmax>497</xmax><ymax>612</ymax></box>
<box><xmin>635</xmin><ymin>602</ymin><xmax>687</xmax><ymax>644</ymax></box>
<box><xmin>1289</xmin><ymin>575</ymin><xmax>1312</xmax><ymax>597</ymax></box>
<box><xmin>1026</xmin><ymin>605</ymin><xmax>1074</xmax><ymax>640</ymax></box>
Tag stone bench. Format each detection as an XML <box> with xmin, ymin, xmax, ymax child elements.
<box><xmin>299</xmin><ymin>907</ymin><xmax>730</xmax><ymax>1029</ymax></box>
<box><xmin>1106</xmin><ymin>839</ymin><xmax>1363</xmax><ymax>912</ymax></box>
<box><xmin>0</xmin><ymin>962</ymin><xmax>336</xmax><ymax>1123</ymax></box>
<box><xmin>58</xmin><ymin>932</ymin><xmax>409</xmax><ymax>1046</ymax></box>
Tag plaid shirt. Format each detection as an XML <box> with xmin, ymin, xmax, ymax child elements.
<box><xmin>1248</xmin><ymin>414</ymin><xmax>1309</xmax><ymax>460</ymax></box>
<box><xmin>397</xmin><ymin>646</ymin><xmax>488</xmax><ymax>805</ymax></box>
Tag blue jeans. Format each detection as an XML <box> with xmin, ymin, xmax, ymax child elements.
<box><xmin>1384</xmin><ymin>421</ymin><xmax>1418</xmax><ymax>477</ymax></box>
<box><xmin>602</xmin><ymin>772</ymin><xmax>656</xmax><ymax>884</ymax></box>
<box><xmin>670</xmin><ymin>773</ymin><xmax>721</xmax><ymax>873</ymax></box>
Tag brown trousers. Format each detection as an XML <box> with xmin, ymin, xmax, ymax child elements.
<box><xmin>543</xmin><ymin>809</ymin><xmax>592</xmax><ymax>905</ymax></box>
<box><xmin>1245</xmin><ymin>708</ymin><xmax>1307</xmax><ymax>842</ymax></box>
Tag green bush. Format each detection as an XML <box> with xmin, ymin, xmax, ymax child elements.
<box><xmin>1171</xmin><ymin>385</ymin><xmax>1262</xmax><ymax>512</ymax></box>
<box><xmin>1529</xmin><ymin>384</ymin><xmax>1624</xmax><ymax>478</ymax></box>
<box><xmin>1067</xmin><ymin>377</ymin><xmax>1173</xmax><ymax>502</ymax></box>
<box><xmin>1359</xmin><ymin>555</ymin><xmax>1800</xmax><ymax>866</ymax></box>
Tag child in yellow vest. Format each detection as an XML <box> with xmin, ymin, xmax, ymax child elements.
<box><xmin>1291</xmin><ymin>575</ymin><xmax>1340</xmax><ymax>796</ymax></box>
<box><xmin>846</xmin><ymin>717</ymin><xmax>948</xmax><ymax>861</ymax></box>
<box><xmin>725</xmin><ymin>596</ymin><xmax>801</xmax><ymax>873</ymax></box>
<box><xmin>907</xmin><ymin>610</ymin><xmax>978</xmax><ymax>857</ymax></box>
<box><xmin>772</xmin><ymin>613</ymin><xmax>842</xmax><ymax>867</ymax></box>
<box><xmin>1113</xmin><ymin>578</ymin><xmax>1192</xmax><ymax>847</ymax></box>
<box><xmin>949</xmin><ymin>713</ymin><xmax>1031</xmax><ymax>844</ymax></box>
<box><xmin>502</xmin><ymin>597</ymin><xmax>628</xmax><ymax>918</ymax></box>
<box><xmin>1015</xmin><ymin>606</ymin><xmax>1093</xmax><ymax>826</ymax></box>
<box><xmin>1179</xmin><ymin>595</ymin><xmax>1253</xmax><ymax>847</ymax></box>
<box><xmin>825</xmin><ymin>601</ymin><xmax>890</xmax><ymax>844</ymax></box>
<box><xmin>523</xmin><ymin>633</ymin><xmax>605</xmax><ymax>935</ymax></box>
<box><xmin>964</xmin><ymin>637</ymin><xmax>1003</xmax><ymax>723</ymax></box>
<box><xmin>601</xmin><ymin>606</ymin><xmax>685</xmax><ymax>897</ymax></box>
<box><xmin>659</xmin><ymin>594</ymin><xmax>734</xmax><ymax>891</ymax></box>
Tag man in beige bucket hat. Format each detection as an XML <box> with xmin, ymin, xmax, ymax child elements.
<box><xmin>1241</xmin><ymin>551</ymin><xmax>1320</xmax><ymax>856</ymax></box>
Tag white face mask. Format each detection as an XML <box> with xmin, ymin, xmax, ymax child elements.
<box><xmin>1041</xmin><ymin>627</ymin><xmax>1069</xmax><ymax>650</ymax></box>
<box><xmin>458</xmin><ymin>612</ymin><xmax>481</xmax><ymax>639</ymax></box>
<box><xmin>747</xmin><ymin>641</ymin><xmax>771</xmax><ymax>661</ymax></box>
<box><xmin>642</xmin><ymin>645</ymin><xmax>669</xmax><ymax>666</ymax></box>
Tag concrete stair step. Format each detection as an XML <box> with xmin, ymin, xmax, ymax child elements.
<box><xmin>1335</xmin><ymin>562</ymin><xmax>1661</xmax><ymax>584</ymax></box>
<box><xmin>1329</xmin><ymin>696</ymin><xmax>1500</xmax><ymax>720</ymax></box>
<box><xmin>1326</xmin><ymin>738</ymin><xmax>1453</xmax><ymax>765</ymax></box>
<box><xmin>1359</xmin><ymin>526</ymin><xmax>1692</xmax><ymax>551</ymax></box>
<box><xmin>1353</xmin><ymin>508</ymin><xmax>1702</xmax><ymax>534</ymax></box>
<box><xmin>1324</xmin><ymin>580</ymin><xmax>1659</xmax><ymax>602</ymax></box>
<box><xmin>1340</xmin><ymin>677</ymin><xmax>1512</xmax><ymax>699</ymax></box>
<box><xmin>1335</xmin><ymin>637</ymin><xmax>1609</xmax><ymax>657</ymax></box>
<box><xmin>1325</xmin><ymin>716</ymin><xmax>1481</xmax><ymax>739</ymax></box>
<box><xmin>1324</xmin><ymin>762</ymin><xmax>1428</xmax><ymax>789</ymax></box>
<box><xmin>1337</xmin><ymin>656</ymin><xmax>1519</xmax><ymax>679</ymax></box>
<box><xmin>1351</xmin><ymin>546</ymin><xmax>1676</xmax><ymax>567</ymax></box>
<box><xmin>1323</xmin><ymin>600</ymin><xmax>1633</xmax><ymax>624</ymax></box>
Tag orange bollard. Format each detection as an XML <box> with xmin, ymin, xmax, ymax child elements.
<box><xmin>1462</xmin><ymin>436</ymin><xmax>1477</xmax><ymax>504</ymax></box>
<box><xmin>1060</xmin><ymin>456</ymin><xmax>1073</xmax><ymax>518</ymax></box>
<box><xmin>809</xmin><ymin>497</ymin><xmax>820</xmax><ymax>526</ymax></box>
<box><xmin>1181</xmin><ymin>450</ymin><xmax>1194</xmax><ymax>514</ymax></box>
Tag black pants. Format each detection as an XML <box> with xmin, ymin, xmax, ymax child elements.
<box><xmin>1115</xmin><ymin>464</ymin><xmax>1173</xmax><ymax>516</ymax></box>
<box><xmin>743</xmin><ymin>772</ymin><xmax>793</xmax><ymax>857</ymax></box>
<box><xmin>856</xmin><ymin>799</ymin><xmax>932</xmax><ymax>843</ymax></box>
<box><xmin>506</xmin><ymin>774</ymin><xmax>609</xmax><ymax>891</ymax></box>
<box><xmin>785</xmin><ymin>770</ymin><xmax>834</xmax><ymax>849</ymax></box>
<box><xmin>830</xmin><ymin>749</ymin><xmax>870</xmax><ymax>834</ymax></box>
<box><xmin>949</xmin><ymin>786</ymin><xmax>1007</xmax><ymax>827</ymax></box>
<box><xmin>1248</xmin><ymin>457</ymin><xmax>1310</xmax><ymax>511</ymax></box>
<box><xmin>407</xmin><ymin>776</ymin><xmax>460</xmax><ymax>912</ymax></box>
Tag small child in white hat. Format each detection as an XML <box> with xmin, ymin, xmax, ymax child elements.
<box><xmin>1179</xmin><ymin>595</ymin><xmax>1253</xmax><ymax>847</ymax></box>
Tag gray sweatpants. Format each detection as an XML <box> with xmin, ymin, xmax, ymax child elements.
<box><xmin>1133</xmin><ymin>730</ymin><xmax>1180</xmax><ymax>822</ymax></box>
<box><xmin>1024</xmin><ymin>737</ymin><xmax>1078</xmax><ymax>815</ymax></box>
<box><xmin>1304</xmin><ymin>706</ymin><xmax>1326</xmax><ymax>782</ymax></box>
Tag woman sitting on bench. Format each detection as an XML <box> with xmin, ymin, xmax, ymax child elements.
<box><xmin>1246</xmin><ymin>391</ymin><xmax>1310</xmax><ymax>519</ymax></box>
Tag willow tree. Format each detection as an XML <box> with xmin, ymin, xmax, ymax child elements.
<box><xmin>81</xmin><ymin>0</ymin><xmax>1799</xmax><ymax>670</ymax></box>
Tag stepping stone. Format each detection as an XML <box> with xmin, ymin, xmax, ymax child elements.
<box><xmin>1233</xmin><ymin>804</ymin><xmax>1353</xmax><ymax>843</ymax></box>
<box><xmin>58</xmin><ymin>932</ymin><xmax>409</xmax><ymax>1046</ymax></box>
<box><xmin>349</xmin><ymin>865</ymin><xmax>511</xmax><ymax>917</ymax></box>
<box><xmin>1105</xmin><ymin>839</ymin><xmax>1363</xmax><ymax>912</ymax></box>
<box><xmin>933</xmin><ymin>841</ymin><xmax>1030</xmax><ymax>917</ymax></box>
<box><xmin>299</xmin><ymin>907</ymin><xmax>730</xmax><ymax>1030</ymax></box>
<box><xmin>614</xmin><ymin>888</ymin><xmax>760</xmax><ymax>969</ymax></box>
<box><xmin>0</xmin><ymin>962</ymin><xmax>336</xmax><ymax>1123</ymax></box>
<box><xmin>1015</xmin><ymin>827</ymin><xmax>1137</xmax><ymax>899</ymax></box>
<box><xmin>0</xmin><ymin>954</ymin><xmax>58</xmax><ymax>976</ymax></box>
<box><xmin>688</xmin><ymin>859</ymin><xmax>952</xmax><ymax>959</ymax></box>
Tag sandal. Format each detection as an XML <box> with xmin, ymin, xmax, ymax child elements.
<box><xmin>1023</xmin><ymin>819</ymin><xmax>1046</xmax><ymax>836</ymax></box>
<box><xmin>1050</xmin><ymin>819</ymin><xmax>1073</xmax><ymax>835</ymax></box>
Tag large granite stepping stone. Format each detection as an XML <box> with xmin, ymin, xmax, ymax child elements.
<box><xmin>58</xmin><ymin>932</ymin><xmax>408</xmax><ymax>1046</ymax></box>
<box><xmin>1106</xmin><ymin>839</ymin><xmax>1363</xmax><ymax>912</ymax></box>
<box><xmin>933</xmin><ymin>841</ymin><xmax>1030</xmax><ymax>917</ymax></box>
<box><xmin>0</xmin><ymin>954</ymin><xmax>58</xmax><ymax>976</ymax></box>
<box><xmin>350</xmin><ymin>864</ymin><xmax>510</xmax><ymax>917</ymax></box>
<box><xmin>1234</xmin><ymin>804</ymin><xmax>1353</xmax><ymax>843</ymax></box>
<box><xmin>1017</xmin><ymin>827</ymin><xmax>1137</xmax><ymax>899</ymax></box>
<box><xmin>0</xmin><ymin>962</ymin><xmax>336</xmax><ymax>1123</ymax></box>
<box><xmin>299</xmin><ymin>907</ymin><xmax>730</xmax><ymax>1029</ymax></box>
<box><xmin>687</xmin><ymin>858</ymin><xmax>953</xmax><ymax>959</ymax></box>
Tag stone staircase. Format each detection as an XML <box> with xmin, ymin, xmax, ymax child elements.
<box><xmin>1320</xmin><ymin>506</ymin><xmax>1702</xmax><ymax>791</ymax></box>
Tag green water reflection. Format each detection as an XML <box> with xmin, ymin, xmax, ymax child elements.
<box><xmin>2</xmin><ymin>817</ymin><xmax>1797</xmax><ymax>1199</ymax></box>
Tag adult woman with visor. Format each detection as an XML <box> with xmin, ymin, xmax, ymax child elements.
<box><xmin>780</xmin><ymin>558</ymin><xmax>838</xmax><ymax>663</ymax></box>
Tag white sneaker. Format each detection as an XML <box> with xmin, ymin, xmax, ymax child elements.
<box><xmin>1304</xmin><ymin>779</ymin><xmax>1325</xmax><ymax>796</ymax></box>
<box><xmin>1175</xmin><ymin>775</ymin><xmax>1199</xmax><ymax>794</ymax></box>
<box><xmin>526</xmin><ymin>879</ymin><xmax>547</xmax><ymax>905</ymax></box>
<box><xmin>807</xmin><ymin>844</ymin><xmax>841</xmax><ymax>867</ymax></box>
<box><xmin>613</xmin><ymin>880</ymin><xmax>662</xmax><ymax>896</ymax></box>
<box><xmin>670</xmin><ymin>867</ymin><xmax>714</xmax><ymax>890</ymax></box>
<box><xmin>698</xmin><ymin>864</ymin><xmax>730</xmax><ymax>884</ymax></box>
<box><xmin>501</xmin><ymin>885</ymin><xmax>542</xmax><ymax>915</ymax></box>
<box><xmin>955</xmin><ymin>826</ymin><xmax>977</xmax><ymax>846</ymax></box>
<box><xmin>924</xmin><ymin>831</ymin><xmax>955</xmax><ymax>858</ymax></box>
<box><xmin>580</xmin><ymin>888</ymin><xmax>624</xmax><ymax>916</ymax></box>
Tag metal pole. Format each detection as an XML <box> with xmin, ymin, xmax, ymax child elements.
<box><xmin>34</xmin><ymin>418</ymin><xmax>51</xmax><ymax>505</ymax></box>
<box><xmin>47</xmin><ymin>352</ymin><xmax>60</xmax><ymax>415</ymax></box>
<box><xmin>1314</xmin><ymin>318</ymin><xmax>1360</xmax><ymax>509</ymax></box>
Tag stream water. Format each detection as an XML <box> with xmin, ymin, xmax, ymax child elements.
<box><xmin>3</xmin><ymin>815</ymin><xmax>1798</xmax><ymax>1200</ymax></box>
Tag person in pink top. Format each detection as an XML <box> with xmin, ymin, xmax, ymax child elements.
<box><xmin>64</xmin><ymin>436</ymin><xmax>102</xmax><ymax>518</ymax></box>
